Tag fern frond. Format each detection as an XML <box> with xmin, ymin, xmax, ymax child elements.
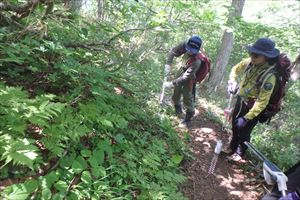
<box><xmin>0</xmin><ymin>134</ymin><xmax>40</xmax><ymax>169</ymax></box>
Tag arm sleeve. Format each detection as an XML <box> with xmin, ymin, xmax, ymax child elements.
<box><xmin>229</xmin><ymin>58</ymin><xmax>250</xmax><ymax>81</ymax></box>
<box><xmin>172</xmin><ymin>59</ymin><xmax>202</xmax><ymax>85</ymax></box>
<box><xmin>166</xmin><ymin>41</ymin><xmax>186</xmax><ymax>65</ymax></box>
<box><xmin>245</xmin><ymin>75</ymin><xmax>276</xmax><ymax>120</ymax></box>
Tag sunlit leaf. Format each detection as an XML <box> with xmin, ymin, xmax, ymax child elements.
<box><xmin>81</xmin><ymin>171</ymin><xmax>92</xmax><ymax>185</ymax></box>
<box><xmin>3</xmin><ymin>180</ymin><xmax>38</xmax><ymax>200</ymax></box>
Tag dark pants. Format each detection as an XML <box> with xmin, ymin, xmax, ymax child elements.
<box><xmin>230</xmin><ymin>96</ymin><xmax>259</xmax><ymax>156</ymax></box>
<box><xmin>261</xmin><ymin>162</ymin><xmax>300</xmax><ymax>200</ymax></box>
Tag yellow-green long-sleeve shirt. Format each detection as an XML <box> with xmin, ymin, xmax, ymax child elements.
<box><xmin>229</xmin><ymin>58</ymin><xmax>276</xmax><ymax>120</ymax></box>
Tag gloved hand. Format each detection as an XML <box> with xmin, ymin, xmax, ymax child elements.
<box><xmin>227</xmin><ymin>80</ymin><xmax>238</xmax><ymax>94</ymax></box>
<box><xmin>235</xmin><ymin>116</ymin><xmax>247</xmax><ymax>128</ymax></box>
<box><xmin>279</xmin><ymin>191</ymin><xmax>300</xmax><ymax>200</ymax></box>
<box><xmin>163</xmin><ymin>81</ymin><xmax>174</xmax><ymax>89</ymax></box>
<box><xmin>164</xmin><ymin>64</ymin><xmax>171</xmax><ymax>76</ymax></box>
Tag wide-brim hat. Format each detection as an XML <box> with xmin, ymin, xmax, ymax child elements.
<box><xmin>246</xmin><ymin>38</ymin><xmax>279</xmax><ymax>58</ymax></box>
<box><xmin>185</xmin><ymin>36</ymin><xmax>202</xmax><ymax>54</ymax></box>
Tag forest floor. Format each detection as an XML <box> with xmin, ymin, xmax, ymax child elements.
<box><xmin>177</xmin><ymin>106</ymin><xmax>270</xmax><ymax>200</ymax></box>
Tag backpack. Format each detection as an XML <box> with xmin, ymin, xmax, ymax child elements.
<box><xmin>186</xmin><ymin>52</ymin><xmax>211</xmax><ymax>83</ymax></box>
<box><xmin>256</xmin><ymin>53</ymin><xmax>292</xmax><ymax>124</ymax></box>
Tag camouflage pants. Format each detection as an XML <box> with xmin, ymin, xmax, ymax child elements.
<box><xmin>172</xmin><ymin>69</ymin><xmax>194</xmax><ymax>113</ymax></box>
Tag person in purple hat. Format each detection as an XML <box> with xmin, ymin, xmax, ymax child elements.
<box><xmin>224</xmin><ymin>38</ymin><xmax>280</xmax><ymax>161</ymax></box>
<box><xmin>163</xmin><ymin>36</ymin><xmax>204</xmax><ymax>123</ymax></box>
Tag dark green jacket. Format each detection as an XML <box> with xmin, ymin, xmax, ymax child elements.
<box><xmin>166</xmin><ymin>41</ymin><xmax>202</xmax><ymax>85</ymax></box>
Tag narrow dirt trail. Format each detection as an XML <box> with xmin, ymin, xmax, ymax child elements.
<box><xmin>179</xmin><ymin>107</ymin><xmax>268</xmax><ymax>200</ymax></box>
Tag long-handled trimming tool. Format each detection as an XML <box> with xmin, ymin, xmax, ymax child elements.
<box><xmin>244</xmin><ymin>141</ymin><xmax>288</xmax><ymax>197</ymax></box>
<box><xmin>159</xmin><ymin>64</ymin><xmax>170</xmax><ymax>105</ymax></box>
<box><xmin>207</xmin><ymin>94</ymin><xmax>234</xmax><ymax>175</ymax></box>
<box><xmin>159</xmin><ymin>76</ymin><xmax>168</xmax><ymax>105</ymax></box>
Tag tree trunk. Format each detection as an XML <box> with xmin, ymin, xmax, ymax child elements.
<box><xmin>291</xmin><ymin>54</ymin><xmax>300</xmax><ymax>81</ymax></box>
<box><xmin>65</xmin><ymin>0</ymin><xmax>82</xmax><ymax>14</ymax></box>
<box><xmin>227</xmin><ymin>0</ymin><xmax>246</xmax><ymax>23</ymax></box>
<box><xmin>209</xmin><ymin>30</ymin><xmax>234</xmax><ymax>91</ymax></box>
<box><xmin>208</xmin><ymin>0</ymin><xmax>245</xmax><ymax>92</ymax></box>
<box><xmin>97</xmin><ymin>0</ymin><xmax>105</xmax><ymax>21</ymax></box>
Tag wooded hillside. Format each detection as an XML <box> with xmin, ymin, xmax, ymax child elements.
<box><xmin>0</xmin><ymin>0</ymin><xmax>299</xmax><ymax>199</ymax></box>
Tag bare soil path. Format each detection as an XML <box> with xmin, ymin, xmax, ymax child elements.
<box><xmin>179</xmin><ymin>107</ymin><xmax>268</xmax><ymax>200</ymax></box>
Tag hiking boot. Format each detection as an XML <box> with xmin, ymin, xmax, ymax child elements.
<box><xmin>227</xmin><ymin>152</ymin><xmax>243</xmax><ymax>162</ymax></box>
<box><xmin>174</xmin><ymin>105</ymin><xmax>183</xmax><ymax>115</ymax></box>
<box><xmin>222</xmin><ymin>146</ymin><xmax>234</xmax><ymax>155</ymax></box>
<box><xmin>182</xmin><ymin>111</ymin><xmax>195</xmax><ymax>123</ymax></box>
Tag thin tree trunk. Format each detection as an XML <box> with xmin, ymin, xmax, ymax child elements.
<box><xmin>209</xmin><ymin>30</ymin><xmax>234</xmax><ymax>91</ymax></box>
<box><xmin>227</xmin><ymin>0</ymin><xmax>245</xmax><ymax>22</ymax></box>
<box><xmin>97</xmin><ymin>0</ymin><xmax>105</xmax><ymax>21</ymax></box>
<box><xmin>65</xmin><ymin>0</ymin><xmax>82</xmax><ymax>14</ymax></box>
<box><xmin>208</xmin><ymin>0</ymin><xmax>245</xmax><ymax>92</ymax></box>
<box><xmin>291</xmin><ymin>54</ymin><xmax>300</xmax><ymax>81</ymax></box>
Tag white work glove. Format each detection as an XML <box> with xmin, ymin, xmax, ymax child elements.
<box><xmin>164</xmin><ymin>64</ymin><xmax>171</xmax><ymax>76</ymax></box>
<box><xmin>163</xmin><ymin>81</ymin><xmax>174</xmax><ymax>89</ymax></box>
<box><xmin>227</xmin><ymin>80</ymin><xmax>238</xmax><ymax>95</ymax></box>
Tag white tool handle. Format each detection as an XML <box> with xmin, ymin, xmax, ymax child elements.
<box><xmin>214</xmin><ymin>140</ymin><xmax>223</xmax><ymax>154</ymax></box>
<box><xmin>159</xmin><ymin>77</ymin><xmax>168</xmax><ymax>104</ymax></box>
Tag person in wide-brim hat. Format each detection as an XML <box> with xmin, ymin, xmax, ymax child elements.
<box><xmin>246</xmin><ymin>37</ymin><xmax>280</xmax><ymax>58</ymax></box>
<box><xmin>224</xmin><ymin>37</ymin><xmax>281</xmax><ymax>162</ymax></box>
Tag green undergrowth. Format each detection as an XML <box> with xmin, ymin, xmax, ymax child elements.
<box><xmin>0</xmin><ymin>81</ymin><xmax>187</xmax><ymax>199</ymax></box>
<box><xmin>0</xmin><ymin>15</ymin><xmax>188</xmax><ymax>200</ymax></box>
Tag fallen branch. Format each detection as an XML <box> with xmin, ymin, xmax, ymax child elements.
<box><xmin>107</xmin><ymin>27</ymin><xmax>150</xmax><ymax>44</ymax></box>
<box><xmin>65</xmin><ymin>26</ymin><xmax>153</xmax><ymax>55</ymax></box>
<box><xmin>65</xmin><ymin>43</ymin><xmax>110</xmax><ymax>53</ymax></box>
<box><xmin>0</xmin><ymin>12</ymin><xmax>23</xmax><ymax>28</ymax></box>
<box><xmin>0</xmin><ymin>148</ymin><xmax>68</xmax><ymax>189</ymax></box>
<box><xmin>0</xmin><ymin>0</ymin><xmax>45</xmax><ymax>14</ymax></box>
